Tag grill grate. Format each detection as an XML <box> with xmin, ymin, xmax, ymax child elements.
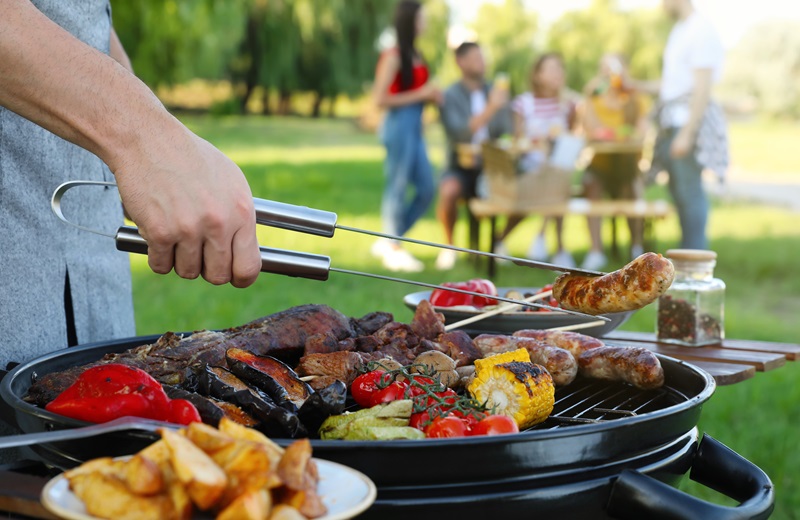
<box><xmin>526</xmin><ymin>376</ymin><xmax>688</xmax><ymax>431</ymax></box>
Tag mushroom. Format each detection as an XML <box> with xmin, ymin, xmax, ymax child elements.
<box><xmin>411</xmin><ymin>351</ymin><xmax>459</xmax><ymax>387</ymax></box>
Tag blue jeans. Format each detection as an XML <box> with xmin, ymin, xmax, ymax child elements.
<box><xmin>380</xmin><ymin>104</ymin><xmax>434</xmax><ymax>237</ymax></box>
<box><xmin>656</xmin><ymin>128</ymin><xmax>708</xmax><ymax>249</ymax></box>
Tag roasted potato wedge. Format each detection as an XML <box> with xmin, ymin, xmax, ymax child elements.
<box><xmin>160</xmin><ymin>428</ymin><xmax>227</xmax><ymax>510</ymax></box>
<box><xmin>269</xmin><ymin>504</ymin><xmax>307</xmax><ymax>520</ymax></box>
<box><xmin>217</xmin><ymin>489</ymin><xmax>272</xmax><ymax>520</ymax></box>
<box><xmin>185</xmin><ymin>421</ymin><xmax>236</xmax><ymax>454</ymax></box>
<box><xmin>219</xmin><ymin>417</ymin><xmax>284</xmax><ymax>457</ymax></box>
<box><xmin>68</xmin><ymin>472</ymin><xmax>177</xmax><ymax>520</ymax></box>
<box><xmin>277</xmin><ymin>439</ymin><xmax>311</xmax><ymax>491</ymax></box>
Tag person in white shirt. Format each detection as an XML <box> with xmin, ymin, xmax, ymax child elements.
<box><xmin>631</xmin><ymin>0</ymin><xmax>728</xmax><ymax>249</ymax></box>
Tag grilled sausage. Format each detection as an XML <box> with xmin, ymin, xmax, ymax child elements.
<box><xmin>513</xmin><ymin>329</ymin><xmax>664</xmax><ymax>389</ymax></box>
<box><xmin>578</xmin><ymin>346</ymin><xmax>664</xmax><ymax>390</ymax></box>
<box><xmin>552</xmin><ymin>252</ymin><xmax>675</xmax><ymax>315</ymax></box>
<box><xmin>513</xmin><ymin>329</ymin><xmax>604</xmax><ymax>358</ymax></box>
<box><xmin>473</xmin><ymin>334</ymin><xmax>578</xmax><ymax>386</ymax></box>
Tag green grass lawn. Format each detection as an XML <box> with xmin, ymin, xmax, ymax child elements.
<box><xmin>131</xmin><ymin>115</ymin><xmax>800</xmax><ymax>518</ymax></box>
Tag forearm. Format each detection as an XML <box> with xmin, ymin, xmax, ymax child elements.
<box><xmin>375</xmin><ymin>87</ymin><xmax>429</xmax><ymax>109</ymax></box>
<box><xmin>629</xmin><ymin>78</ymin><xmax>661</xmax><ymax>96</ymax></box>
<box><xmin>468</xmin><ymin>105</ymin><xmax>498</xmax><ymax>134</ymax></box>
<box><xmin>682</xmin><ymin>70</ymin><xmax>712</xmax><ymax>138</ymax></box>
<box><xmin>0</xmin><ymin>2</ymin><xmax>182</xmax><ymax>173</ymax></box>
<box><xmin>109</xmin><ymin>27</ymin><xmax>133</xmax><ymax>73</ymax></box>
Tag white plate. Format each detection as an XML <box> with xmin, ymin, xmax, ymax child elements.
<box><xmin>41</xmin><ymin>458</ymin><xmax>377</xmax><ymax>520</ymax></box>
<box><xmin>404</xmin><ymin>287</ymin><xmax>633</xmax><ymax>337</ymax></box>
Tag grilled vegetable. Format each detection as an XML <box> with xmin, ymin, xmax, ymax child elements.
<box><xmin>164</xmin><ymin>386</ymin><xmax>225</xmax><ymax>427</ymax></box>
<box><xmin>467</xmin><ymin>361</ymin><xmax>554</xmax><ymax>430</ymax></box>
<box><xmin>297</xmin><ymin>380</ymin><xmax>347</xmax><ymax>435</ymax></box>
<box><xmin>226</xmin><ymin>348</ymin><xmax>312</xmax><ymax>412</ymax></box>
<box><xmin>410</xmin><ymin>351</ymin><xmax>459</xmax><ymax>388</ymax></box>
<box><xmin>199</xmin><ymin>366</ymin><xmax>306</xmax><ymax>438</ymax></box>
<box><xmin>474</xmin><ymin>348</ymin><xmax>531</xmax><ymax>372</ymax></box>
<box><xmin>319</xmin><ymin>400</ymin><xmax>413</xmax><ymax>440</ymax></box>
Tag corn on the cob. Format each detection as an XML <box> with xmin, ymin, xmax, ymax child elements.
<box><xmin>474</xmin><ymin>348</ymin><xmax>530</xmax><ymax>372</ymax></box>
<box><xmin>468</xmin><ymin>361</ymin><xmax>554</xmax><ymax>429</ymax></box>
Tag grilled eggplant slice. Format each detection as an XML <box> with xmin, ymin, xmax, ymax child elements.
<box><xmin>164</xmin><ymin>385</ymin><xmax>225</xmax><ymax>426</ymax></box>
<box><xmin>213</xmin><ymin>399</ymin><xmax>259</xmax><ymax>428</ymax></box>
<box><xmin>199</xmin><ymin>366</ymin><xmax>306</xmax><ymax>438</ymax></box>
<box><xmin>297</xmin><ymin>380</ymin><xmax>347</xmax><ymax>436</ymax></box>
<box><xmin>226</xmin><ymin>348</ymin><xmax>313</xmax><ymax>412</ymax></box>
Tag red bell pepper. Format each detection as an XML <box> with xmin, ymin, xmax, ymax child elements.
<box><xmin>429</xmin><ymin>279</ymin><xmax>498</xmax><ymax>308</ymax></box>
<box><xmin>45</xmin><ymin>364</ymin><xmax>200</xmax><ymax>425</ymax></box>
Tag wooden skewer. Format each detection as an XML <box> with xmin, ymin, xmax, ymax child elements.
<box><xmin>444</xmin><ymin>291</ymin><xmax>552</xmax><ymax>332</ymax></box>
<box><xmin>545</xmin><ymin>319</ymin><xmax>607</xmax><ymax>332</ymax></box>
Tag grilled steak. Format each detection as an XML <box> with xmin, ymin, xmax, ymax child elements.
<box><xmin>27</xmin><ymin>304</ymin><xmax>352</xmax><ymax>406</ymax></box>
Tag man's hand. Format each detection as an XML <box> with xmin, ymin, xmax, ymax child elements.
<box><xmin>0</xmin><ymin>2</ymin><xmax>262</xmax><ymax>288</ymax></box>
<box><xmin>670</xmin><ymin>127</ymin><xmax>694</xmax><ymax>158</ymax></box>
<box><xmin>113</xmin><ymin>125</ymin><xmax>262</xmax><ymax>287</ymax></box>
<box><xmin>487</xmin><ymin>84</ymin><xmax>509</xmax><ymax>110</ymax></box>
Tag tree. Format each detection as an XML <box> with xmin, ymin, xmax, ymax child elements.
<box><xmin>470</xmin><ymin>0</ymin><xmax>539</xmax><ymax>95</ymax></box>
<box><xmin>722</xmin><ymin>21</ymin><xmax>800</xmax><ymax>118</ymax></box>
<box><xmin>111</xmin><ymin>0</ymin><xmax>246</xmax><ymax>88</ymax></box>
<box><xmin>546</xmin><ymin>0</ymin><xmax>670</xmax><ymax>91</ymax></box>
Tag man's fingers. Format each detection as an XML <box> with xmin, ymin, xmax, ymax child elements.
<box><xmin>174</xmin><ymin>236</ymin><xmax>204</xmax><ymax>280</ymax></box>
<box><xmin>139</xmin><ymin>226</ymin><xmax>176</xmax><ymax>275</ymax></box>
<box><xmin>230</xmin><ymin>227</ymin><xmax>262</xmax><ymax>289</ymax></box>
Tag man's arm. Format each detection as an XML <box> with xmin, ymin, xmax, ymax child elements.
<box><xmin>0</xmin><ymin>2</ymin><xmax>261</xmax><ymax>287</ymax></box>
<box><xmin>109</xmin><ymin>27</ymin><xmax>133</xmax><ymax>73</ymax></box>
<box><xmin>670</xmin><ymin>68</ymin><xmax>712</xmax><ymax>158</ymax></box>
<box><xmin>467</xmin><ymin>86</ymin><xmax>507</xmax><ymax>135</ymax></box>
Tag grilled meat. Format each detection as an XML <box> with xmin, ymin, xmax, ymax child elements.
<box><xmin>296</xmin><ymin>351</ymin><xmax>389</xmax><ymax>385</ymax></box>
<box><xmin>410</xmin><ymin>300</ymin><xmax>446</xmax><ymax>340</ymax></box>
<box><xmin>350</xmin><ymin>311</ymin><xmax>394</xmax><ymax>336</ymax></box>
<box><xmin>436</xmin><ymin>331</ymin><xmax>482</xmax><ymax>367</ymax></box>
<box><xmin>27</xmin><ymin>304</ymin><xmax>351</xmax><ymax>407</ymax></box>
<box><xmin>513</xmin><ymin>329</ymin><xmax>605</xmax><ymax>358</ymax></box>
<box><xmin>578</xmin><ymin>346</ymin><xmax>664</xmax><ymax>390</ymax></box>
<box><xmin>552</xmin><ymin>252</ymin><xmax>675</xmax><ymax>315</ymax></box>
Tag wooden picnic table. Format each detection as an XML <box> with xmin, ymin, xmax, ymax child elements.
<box><xmin>602</xmin><ymin>331</ymin><xmax>800</xmax><ymax>385</ymax></box>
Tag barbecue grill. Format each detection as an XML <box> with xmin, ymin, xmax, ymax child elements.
<box><xmin>0</xmin><ymin>333</ymin><xmax>774</xmax><ymax>519</ymax></box>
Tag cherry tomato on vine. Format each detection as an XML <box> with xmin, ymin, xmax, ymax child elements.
<box><xmin>470</xmin><ymin>414</ymin><xmax>520</xmax><ymax>436</ymax></box>
<box><xmin>350</xmin><ymin>370</ymin><xmax>386</xmax><ymax>408</ymax></box>
<box><xmin>425</xmin><ymin>415</ymin><xmax>469</xmax><ymax>438</ymax></box>
<box><xmin>369</xmin><ymin>380</ymin><xmax>409</xmax><ymax>406</ymax></box>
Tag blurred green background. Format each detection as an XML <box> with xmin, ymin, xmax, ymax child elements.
<box><xmin>109</xmin><ymin>0</ymin><xmax>800</xmax><ymax>517</ymax></box>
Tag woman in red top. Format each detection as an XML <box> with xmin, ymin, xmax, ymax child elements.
<box><xmin>371</xmin><ymin>0</ymin><xmax>441</xmax><ymax>272</ymax></box>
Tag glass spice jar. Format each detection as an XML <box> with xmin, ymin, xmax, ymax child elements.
<box><xmin>656</xmin><ymin>249</ymin><xmax>725</xmax><ymax>346</ymax></box>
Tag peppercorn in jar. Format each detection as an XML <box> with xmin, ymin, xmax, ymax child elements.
<box><xmin>656</xmin><ymin>249</ymin><xmax>725</xmax><ymax>346</ymax></box>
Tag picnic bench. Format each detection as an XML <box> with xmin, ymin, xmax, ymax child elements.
<box><xmin>468</xmin><ymin>197</ymin><xmax>672</xmax><ymax>277</ymax></box>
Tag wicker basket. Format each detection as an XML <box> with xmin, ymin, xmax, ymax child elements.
<box><xmin>481</xmin><ymin>142</ymin><xmax>572</xmax><ymax>207</ymax></box>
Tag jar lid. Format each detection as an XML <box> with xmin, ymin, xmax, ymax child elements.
<box><xmin>665</xmin><ymin>249</ymin><xmax>717</xmax><ymax>261</ymax></box>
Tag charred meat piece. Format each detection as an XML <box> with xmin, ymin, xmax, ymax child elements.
<box><xmin>472</xmin><ymin>334</ymin><xmax>578</xmax><ymax>387</ymax></box>
<box><xmin>296</xmin><ymin>351</ymin><xmax>389</xmax><ymax>385</ymax></box>
<box><xmin>375</xmin><ymin>340</ymin><xmax>419</xmax><ymax>365</ymax></box>
<box><xmin>354</xmin><ymin>335</ymin><xmax>381</xmax><ymax>353</ymax></box>
<box><xmin>351</xmin><ymin>311</ymin><xmax>394</xmax><ymax>336</ymax></box>
<box><xmin>226</xmin><ymin>348</ymin><xmax>312</xmax><ymax>412</ymax></box>
<box><xmin>27</xmin><ymin>304</ymin><xmax>352</xmax><ymax>406</ymax></box>
<box><xmin>513</xmin><ymin>329</ymin><xmax>605</xmax><ymax>358</ymax></box>
<box><xmin>437</xmin><ymin>331</ymin><xmax>482</xmax><ymax>367</ymax></box>
<box><xmin>410</xmin><ymin>299</ymin><xmax>446</xmax><ymax>340</ymax></box>
<box><xmin>200</xmin><ymin>366</ymin><xmax>306</xmax><ymax>438</ymax></box>
<box><xmin>297</xmin><ymin>380</ymin><xmax>347</xmax><ymax>436</ymax></box>
<box><xmin>374</xmin><ymin>322</ymin><xmax>419</xmax><ymax>348</ymax></box>
<box><xmin>225</xmin><ymin>304</ymin><xmax>355</xmax><ymax>360</ymax></box>
<box><xmin>307</xmin><ymin>375</ymin><xmax>344</xmax><ymax>392</ymax></box>
<box><xmin>306</xmin><ymin>333</ymin><xmax>346</xmax><ymax>355</ymax></box>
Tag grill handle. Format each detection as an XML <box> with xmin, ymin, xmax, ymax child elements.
<box><xmin>606</xmin><ymin>434</ymin><xmax>774</xmax><ymax>520</ymax></box>
<box><xmin>115</xmin><ymin>226</ymin><xmax>331</xmax><ymax>281</ymax></box>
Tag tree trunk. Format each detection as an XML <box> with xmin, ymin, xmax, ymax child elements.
<box><xmin>278</xmin><ymin>90</ymin><xmax>292</xmax><ymax>115</ymax></box>
<box><xmin>261</xmin><ymin>89</ymin><xmax>271</xmax><ymax>116</ymax></box>
<box><xmin>311</xmin><ymin>92</ymin><xmax>323</xmax><ymax>118</ymax></box>
<box><xmin>327</xmin><ymin>97</ymin><xmax>337</xmax><ymax>118</ymax></box>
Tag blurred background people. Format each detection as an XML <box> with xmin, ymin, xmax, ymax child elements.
<box><xmin>493</xmin><ymin>53</ymin><xmax>578</xmax><ymax>267</ymax></box>
<box><xmin>631</xmin><ymin>0</ymin><xmax>728</xmax><ymax>249</ymax></box>
<box><xmin>580</xmin><ymin>53</ymin><xmax>649</xmax><ymax>268</ymax></box>
<box><xmin>371</xmin><ymin>0</ymin><xmax>442</xmax><ymax>272</ymax></box>
<box><xmin>435</xmin><ymin>42</ymin><xmax>512</xmax><ymax>270</ymax></box>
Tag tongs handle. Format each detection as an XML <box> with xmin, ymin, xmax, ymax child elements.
<box><xmin>115</xmin><ymin>226</ymin><xmax>331</xmax><ymax>281</ymax></box>
<box><xmin>253</xmin><ymin>198</ymin><xmax>337</xmax><ymax>238</ymax></box>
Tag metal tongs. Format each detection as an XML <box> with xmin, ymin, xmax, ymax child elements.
<box><xmin>52</xmin><ymin>181</ymin><xmax>608</xmax><ymax>321</ymax></box>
